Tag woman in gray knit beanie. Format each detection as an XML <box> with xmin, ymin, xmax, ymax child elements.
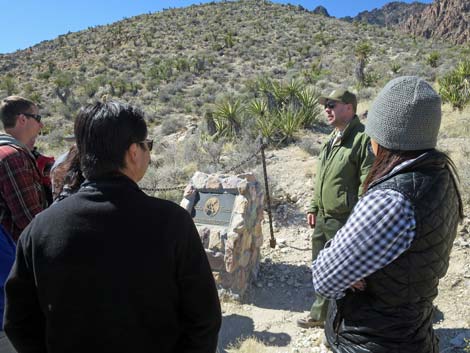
<box><xmin>312</xmin><ymin>76</ymin><xmax>463</xmax><ymax>353</ymax></box>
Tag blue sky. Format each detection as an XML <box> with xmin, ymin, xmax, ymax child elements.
<box><xmin>0</xmin><ymin>0</ymin><xmax>433</xmax><ymax>54</ymax></box>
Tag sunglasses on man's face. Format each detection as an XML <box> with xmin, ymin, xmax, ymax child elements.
<box><xmin>139</xmin><ymin>139</ymin><xmax>153</xmax><ymax>152</ymax></box>
<box><xmin>21</xmin><ymin>113</ymin><xmax>42</xmax><ymax>123</ymax></box>
<box><xmin>324</xmin><ymin>101</ymin><xmax>337</xmax><ymax>110</ymax></box>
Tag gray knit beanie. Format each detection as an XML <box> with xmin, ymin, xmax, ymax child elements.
<box><xmin>365</xmin><ymin>76</ymin><xmax>441</xmax><ymax>151</ymax></box>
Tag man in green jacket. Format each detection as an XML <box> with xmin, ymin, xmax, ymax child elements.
<box><xmin>297</xmin><ymin>89</ymin><xmax>374</xmax><ymax>328</ymax></box>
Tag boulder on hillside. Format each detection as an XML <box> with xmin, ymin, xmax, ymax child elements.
<box><xmin>313</xmin><ymin>5</ymin><xmax>330</xmax><ymax>17</ymax></box>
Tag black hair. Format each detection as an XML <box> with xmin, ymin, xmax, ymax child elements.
<box><xmin>74</xmin><ymin>101</ymin><xmax>147</xmax><ymax>179</ymax></box>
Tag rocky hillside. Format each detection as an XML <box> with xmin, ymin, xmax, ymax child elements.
<box><xmin>341</xmin><ymin>0</ymin><xmax>470</xmax><ymax>45</ymax></box>
<box><xmin>402</xmin><ymin>0</ymin><xmax>470</xmax><ymax>44</ymax></box>
<box><xmin>342</xmin><ymin>1</ymin><xmax>427</xmax><ymax>27</ymax></box>
<box><xmin>0</xmin><ymin>0</ymin><xmax>464</xmax><ymax>137</ymax></box>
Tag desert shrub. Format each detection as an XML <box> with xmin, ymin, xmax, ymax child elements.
<box><xmin>426</xmin><ymin>52</ymin><xmax>440</xmax><ymax>68</ymax></box>
<box><xmin>302</xmin><ymin>60</ymin><xmax>327</xmax><ymax>84</ymax></box>
<box><xmin>362</xmin><ymin>70</ymin><xmax>381</xmax><ymax>87</ymax></box>
<box><xmin>222</xmin><ymin>135</ymin><xmax>261</xmax><ymax>174</ymax></box>
<box><xmin>297</xmin><ymin>135</ymin><xmax>322</xmax><ymax>156</ymax></box>
<box><xmin>139</xmin><ymin>143</ymin><xmax>189</xmax><ymax>203</ymax></box>
<box><xmin>36</xmin><ymin>71</ymin><xmax>52</xmax><ymax>81</ymax></box>
<box><xmin>0</xmin><ymin>74</ymin><xmax>17</xmax><ymax>96</ymax></box>
<box><xmin>227</xmin><ymin>336</ymin><xmax>268</xmax><ymax>353</ymax></box>
<box><xmin>160</xmin><ymin>115</ymin><xmax>186</xmax><ymax>136</ymax></box>
<box><xmin>390</xmin><ymin>62</ymin><xmax>401</xmax><ymax>74</ymax></box>
<box><xmin>438</xmin><ymin>60</ymin><xmax>470</xmax><ymax>110</ymax></box>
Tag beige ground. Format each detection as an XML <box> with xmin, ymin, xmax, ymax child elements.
<box><xmin>217</xmin><ymin>124</ymin><xmax>470</xmax><ymax>353</ymax></box>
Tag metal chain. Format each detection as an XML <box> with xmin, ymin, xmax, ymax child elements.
<box><xmin>141</xmin><ymin>141</ymin><xmax>264</xmax><ymax>193</ymax></box>
<box><xmin>140</xmin><ymin>139</ymin><xmax>276</xmax><ymax>248</ymax></box>
<box><xmin>221</xmin><ymin>141</ymin><xmax>264</xmax><ymax>174</ymax></box>
<box><xmin>140</xmin><ymin>185</ymin><xmax>187</xmax><ymax>192</ymax></box>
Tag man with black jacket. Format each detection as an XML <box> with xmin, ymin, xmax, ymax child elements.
<box><xmin>4</xmin><ymin>101</ymin><xmax>222</xmax><ymax>353</ymax></box>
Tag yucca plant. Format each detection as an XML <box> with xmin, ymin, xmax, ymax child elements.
<box><xmin>297</xmin><ymin>87</ymin><xmax>321</xmax><ymax>128</ymax></box>
<box><xmin>276</xmin><ymin>108</ymin><xmax>305</xmax><ymax>145</ymax></box>
<box><xmin>255</xmin><ymin>112</ymin><xmax>277</xmax><ymax>142</ymax></box>
<box><xmin>247</xmin><ymin>99</ymin><xmax>268</xmax><ymax>118</ymax></box>
<box><xmin>247</xmin><ymin>99</ymin><xmax>276</xmax><ymax>142</ymax></box>
<box><xmin>213</xmin><ymin>99</ymin><xmax>244</xmax><ymax>139</ymax></box>
<box><xmin>355</xmin><ymin>42</ymin><xmax>372</xmax><ymax>87</ymax></box>
<box><xmin>438</xmin><ymin>60</ymin><xmax>470</xmax><ymax>110</ymax></box>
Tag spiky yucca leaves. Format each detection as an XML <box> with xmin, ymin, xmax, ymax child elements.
<box><xmin>248</xmin><ymin>99</ymin><xmax>277</xmax><ymax>141</ymax></box>
<box><xmin>439</xmin><ymin>60</ymin><xmax>470</xmax><ymax>110</ymax></box>
<box><xmin>296</xmin><ymin>86</ymin><xmax>321</xmax><ymax>128</ymax></box>
<box><xmin>276</xmin><ymin>107</ymin><xmax>305</xmax><ymax>144</ymax></box>
<box><xmin>248</xmin><ymin>78</ymin><xmax>321</xmax><ymax>145</ymax></box>
<box><xmin>213</xmin><ymin>99</ymin><xmax>244</xmax><ymax>138</ymax></box>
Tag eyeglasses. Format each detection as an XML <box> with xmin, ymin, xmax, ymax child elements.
<box><xmin>138</xmin><ymin>139</ymin><xmax>153</xmax><ymax>152</ymax></box>
<box><xmin>324</xmin><ymin>101</ymin><xmax>337</xmax><ymax>109</ymax></box>
<box><xmin>21</xmin><ymin>113</ymin><xmax>42</xmax><ymax>123</ymax></box>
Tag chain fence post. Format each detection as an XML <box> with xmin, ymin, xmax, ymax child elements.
<box><xmin>260</xmin><ymin>138</ymin><xmax>276</xmax><ymax>249</ymax></box>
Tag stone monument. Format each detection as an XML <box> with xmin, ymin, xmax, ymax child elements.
<box><xmin>180</xmin><ymin>171</ymin><xmax>264</xmax><ymax>297</ymax></box>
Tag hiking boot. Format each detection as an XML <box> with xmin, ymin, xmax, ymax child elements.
<box><xmin>296</xmin><ymin>316</ymin><xmax>324</xmax><ymax>328</ymax></box>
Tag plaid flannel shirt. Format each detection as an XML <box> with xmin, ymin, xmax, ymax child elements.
<box><xmin>312</xmin><ymin>164</ymin><xmax>417</xmax><ymax>299</ymax></box>
<box><xmin>0</xmin><ymin>145</ymin><xmax>45</xmax><ymax>241</ymax></box>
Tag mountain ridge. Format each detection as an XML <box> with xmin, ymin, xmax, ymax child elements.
<box><xmin>340</xmin><ymin>0</ymin><xmax>469</xmax><ymax>45</ymax></box>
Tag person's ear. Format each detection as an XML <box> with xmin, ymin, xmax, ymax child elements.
<box><xmin>126</xmin><ymin>143</ymin><xmax>139</xmax><ymax>165</ymax></box>
<box><xmin>16</xmin><ymin>114</ymin><xmax>27</xmax><ymax>127</ymax></box>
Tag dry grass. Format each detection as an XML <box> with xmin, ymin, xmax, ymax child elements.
<box><xmin>439</xmin><ymin>104</ymin><xmax>470</xmax><ymax>139</ymax></box>
<box><xmin>225</xmin><ymin>336</ymin><xmax>269</xmax><ymax>353</ymax></box>
<box><xmin>437</xmin><ymin>104</ymin><xmax>470</xmax><ymax>207</ymax></box>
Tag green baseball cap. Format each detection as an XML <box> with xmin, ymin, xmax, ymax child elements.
<box><xmin>319</xmin><ymin>88</ymin><xmax>357</xmax><ymax>111</ymax></box>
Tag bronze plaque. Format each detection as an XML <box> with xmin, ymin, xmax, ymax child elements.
<box><xmin>193</xmin><ymin>192</ymin><xmax>236</xmax><ymax>227</ymax></box>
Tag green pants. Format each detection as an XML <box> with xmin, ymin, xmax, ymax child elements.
<box><xmin>310</xmin><ymin>214</ymin><xmax>347</xmax><ymax>321</ymax></box>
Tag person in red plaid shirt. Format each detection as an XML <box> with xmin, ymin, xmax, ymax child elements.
<box><xmin>0</xmin><ymin>96</ymin><xmax>47</xmax><ymax>242</ymax></box>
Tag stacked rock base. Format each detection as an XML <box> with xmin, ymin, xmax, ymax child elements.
<box><xmin>181</xmin><ymin>172</ymin><xmax>264</xmax><ymax>298</ymax></box>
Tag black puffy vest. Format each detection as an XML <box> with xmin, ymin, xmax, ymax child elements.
<box><xmin>325</xmin><ymin>151</ymin><xmax>462</xmax><ymax>353</ymax></box>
